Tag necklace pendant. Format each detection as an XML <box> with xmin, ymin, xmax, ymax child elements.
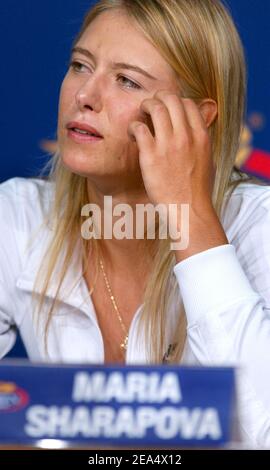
<box><xmin>120</xmin><ymin>335</ymin><xmax>129</xmax><ymax>351</ymax></box>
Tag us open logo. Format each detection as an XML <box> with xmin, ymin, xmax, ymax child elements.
<box><xmin>0</xmin><ymin>382</ymin><xmax>29</xmax><ymax>412</ymax></box>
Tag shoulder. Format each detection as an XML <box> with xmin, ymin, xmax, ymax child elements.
<box><xmin>222</xmin><ymin>181</ymin><xmax>270</xmax><ymax>239</ymax></box>
<box><xmin>222</xmin><ymin>181</ymin><xmax>270</xmax><ymax>303</ymax></box>
<box><xmin>0</xmin><ymin>177</ymin><xmax>54</xmax><ymax>227</ymax></box>
<box><xmin>0</xmin><ymin>176</ymin><xmax>53</xmax><ymax>204</ymax></box>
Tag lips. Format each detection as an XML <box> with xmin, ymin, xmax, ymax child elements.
<box><xmin>66</xmin><ymin>121</ymin><xmax>103</xmax><ymax>138</ymax></box>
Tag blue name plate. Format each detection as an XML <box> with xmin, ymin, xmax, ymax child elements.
<box><xmin>0</xmin><ymin>362</ymin><xmax>235</xmax><ymax>447</ymax></box>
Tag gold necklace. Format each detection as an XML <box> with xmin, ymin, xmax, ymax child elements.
<box><xmin>99</xmin><ymin>258</ymin><xmax>129</xmax><ymax>352</ymax></box>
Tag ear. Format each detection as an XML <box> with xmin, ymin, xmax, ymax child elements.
<box><xmin>198</xmin><ymin>99</ymin><xmax>218</xmax><ymax>128</ymax></box>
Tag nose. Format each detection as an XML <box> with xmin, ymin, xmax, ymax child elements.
<box><xmin>75</xmin><ymin>77</ymin><xmax>103</xmax><ymax>113</ymax></box>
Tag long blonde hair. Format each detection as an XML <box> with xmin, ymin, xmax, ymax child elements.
<box><xmin>35</xmin><ymin>0</ymin><xmax>247</xmax><ymax>362</ymax></box>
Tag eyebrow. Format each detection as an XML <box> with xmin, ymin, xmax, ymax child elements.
<box><xmin>71</xmin><ymin>46</ymin><xmax>158</xmax><ymax>81</ymax></box>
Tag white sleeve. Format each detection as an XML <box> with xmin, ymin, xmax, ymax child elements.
<box><xmin>174</xmin><ymin>194</ymin><xmax>270</xmax><ymax>448</ymax></box>
<box><xmin>0</xmin><ymin>180</ymin><xmax>22</xmax><ymax>357</ymax></box>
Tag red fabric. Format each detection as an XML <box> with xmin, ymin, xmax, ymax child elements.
<box><xmin>242</xmin><ymin>149</ymin><xmax>270</xmax><ymax>180</ymax></box>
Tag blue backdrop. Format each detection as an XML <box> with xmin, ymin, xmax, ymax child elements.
<box><xmin>1</xmin><ymin>0</ymin><xmax>270</xmax><ymax>183</ymax></box>
<box><xmin>0</xmin><ymin>1</ymin><xmax>269</xmax><ymax>357</ymax></box>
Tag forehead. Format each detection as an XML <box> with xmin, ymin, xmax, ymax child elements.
<box><xmin>77</xmin><ymin>10</ymin><xmax>178</xmax><ymax>82</ymax></box>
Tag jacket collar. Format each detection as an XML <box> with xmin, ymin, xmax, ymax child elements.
<box><xmin>15</xmin><ymin>224</ymin><xmax>93</xmax><ymax>318</ymax></box>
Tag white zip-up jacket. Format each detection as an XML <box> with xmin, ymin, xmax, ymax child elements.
<box><xmin>1</xmin><ymin>176</ymin><xmax>270</xmax><ymax>447</ymax></box>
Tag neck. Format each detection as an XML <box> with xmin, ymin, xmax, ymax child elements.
<box><xmin>86</xmin><ymin>177</ymin><xmax>158</xmax><ymax>273</ymax></box>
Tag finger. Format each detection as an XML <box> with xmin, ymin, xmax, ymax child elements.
<box><xmin>155</xmin><ymin>93</ymin><xmax>209</xmax><ymax>144</ymax></box>
<box><xmin>128</xmin><ymin>121</ymin><xmax>155</xmax><ymax>156</ymax></box>
<box><xmin>153</xmin><ymin>90</ymin><xmax>192</xmax><ymax>138</ymax></box>
<box><xmin>140</xmin><ymin>98</ymin><xmax>173</xmax><ymax>148</ymax></box>
<box><xmin>181</xmin><ymin>98</ymin><xmax>208</xmax><ymax>132</ymax></box>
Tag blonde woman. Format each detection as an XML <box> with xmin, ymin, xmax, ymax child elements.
<box><xmin>1</xmin><ymin>0</ymin><xmax>270</xmax><ymax>446</ymax></box>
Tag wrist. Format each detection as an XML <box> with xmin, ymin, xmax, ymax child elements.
<box><xmin>171</xmin><ymin>203</ymin><xmax>228</xmax><ymax>263</ymax></box>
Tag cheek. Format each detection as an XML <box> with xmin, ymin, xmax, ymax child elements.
<box><xmin>108</xmin><ymin>99</ymin><xmax>142</xmax><ymax>137</ymax></box>
<box><xmin>109</xmin><ymin>98</ymin><xmax>153</xmax><ymax>143</ymax></box>
<box><xmin>104</xmin><ymin>100</ymin><xmax>141</xmax><ymax>163</ymax></box>
<box><xmin>58</xmin><ymin>80</ymin><xmax>77</xmax><ymax>140</ymax></box>
<box><xmin>58</xmin><ymin>78</ymin><xmax>75</xmax><ymax>118</ymax></box>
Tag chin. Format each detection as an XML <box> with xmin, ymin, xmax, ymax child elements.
<box><xmin>60</xmin><ymin>149</ymin><xmax>104</xmax><ymax>178</ymax></box>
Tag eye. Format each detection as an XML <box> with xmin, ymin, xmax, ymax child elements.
<box><xmin>69</xmin><ymin>60</ymin><xmax>89</xmax><ymax>73</ymax></box>
<box><xmin>68</xmin><ymin>62</ymin><xmax>141</xmax><ymax>90</ymax></box>
<box><xmin>117</xmin><ymin>75</ymin><xmax>141</xmax><ymax>90</ymax></box>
